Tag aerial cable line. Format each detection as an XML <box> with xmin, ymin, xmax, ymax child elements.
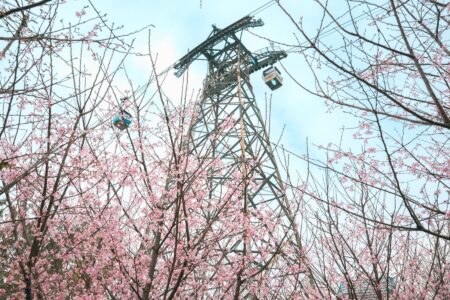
<box><xmin>248</xmin><ymin>0</ymin><xmax>277</xmax><ymax>16</ymax></box>
<box><xmin>124</xmin><ymin>0</ymin><xmax>390</xmax><ymax>122</ymax></box>
<box><xmin>129</xmin><ymin>0</ymin><xmax>365</xmax><ymax>113</ymax></box>
<box><xmin>123</xmin><ymin>62</ymin><xmax>176</xmax><ymax>102</ymax></box>
<box><xmin>283</xmin><ymin>1</ymin><xmax>391</xmax><ymax>53</ymax></box>
<box><xmin>245</xmin><ymin>0</ymin><xmax>391</xmax><ymax>54</ymax></box>
<box><xmin>134</xmin><ymin>0</ymin><xmax>390</xmax><ymax>99</ymax></box>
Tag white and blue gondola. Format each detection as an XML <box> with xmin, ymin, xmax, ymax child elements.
<box><xmin>112</xmin><ymin>110</ymin><xmax>132</xmax><ymax>130</ymax></box>
<box><xmin>262</xmin><ymin>66</ymin><xmax>283</xmax><ymax>90</ymax></box>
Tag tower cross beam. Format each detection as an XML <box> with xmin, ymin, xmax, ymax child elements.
<box><xmin>173</xmin><ymin>15</ymin><xmax>264</xmax><ymax>77</ymax></box>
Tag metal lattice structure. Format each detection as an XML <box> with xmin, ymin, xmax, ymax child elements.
<box><xmin>174</xmin><ymin>16</ymin><xmax>302</xmax><ymax>296</ymax></box>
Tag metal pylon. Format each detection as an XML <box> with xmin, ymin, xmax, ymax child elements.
<box><xmin>174</xmin><ymin>16</ymin><xmax>301</xmax><ymax>296</ymax></box>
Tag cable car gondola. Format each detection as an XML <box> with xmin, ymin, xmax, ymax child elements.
<box><xmin>112</xmin><ymin>110</ymin><xmax>132</xmax><ymax>130</ymax></box>
<box><xmin>262</xmin><ymin>66</ymin><xmax>283</xmax><ymax>90</ymax></box>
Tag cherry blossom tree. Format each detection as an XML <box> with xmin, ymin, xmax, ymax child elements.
<box><xmin>1</xmin><ymin>1</ymin><xmax>297</xmax><ymax>298</ymax></box>
<box><xmin>0</xmin><ymin>0</ymin><xmax>153</xmax><ymax>297</ymax></box>
<box><xmin>276</xmin><ymin>0</ymin><xmax>450</xmax><ymax>298</ymax></box>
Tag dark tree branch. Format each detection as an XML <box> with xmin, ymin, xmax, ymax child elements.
<box><xmin>0</xmin><ymin>0</ymin><xmax>52</xmax><ymax>19</ymax></box>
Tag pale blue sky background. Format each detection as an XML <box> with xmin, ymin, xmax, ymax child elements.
<box><xmin>73</xmin><ymin>0</ymin><xmax>361</xmax><ymax>163</ymax></box>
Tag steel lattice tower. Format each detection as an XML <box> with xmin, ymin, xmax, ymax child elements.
<box><xmin>174</xmin><ymin>16</ymin><xmax>303</xmax><ymax>296</ymax></box>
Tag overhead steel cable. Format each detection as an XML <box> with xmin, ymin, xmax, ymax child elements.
<box><xmin>245</xmin><ymin>1</ymin><xmax>391</xmax><ymax>54</ymax></box>
<box><xmin>248</xmin><ymin>0</ymin><xmax>277</xmax><ymax>17</ymax></box>
<box><xmin>135</xmin><ymin>0</ymin><xmax>391</xmax><ymax>100</ymax></box>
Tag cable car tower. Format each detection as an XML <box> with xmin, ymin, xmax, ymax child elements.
<box><xmin>174</xmin><ymin>16</ymin><xmax>301</xmax><ymax>297</ymax></box>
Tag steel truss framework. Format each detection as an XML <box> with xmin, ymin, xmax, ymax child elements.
<box><xmin>175</xmin><ymin>16</ymin><xmax>303</xmax><ymax>296</ymax></box>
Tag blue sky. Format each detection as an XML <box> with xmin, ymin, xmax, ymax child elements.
<box><xmin>81</xmin><ymin>0</ymin><xmax>358</xmax><ymax>164</ymax></box>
